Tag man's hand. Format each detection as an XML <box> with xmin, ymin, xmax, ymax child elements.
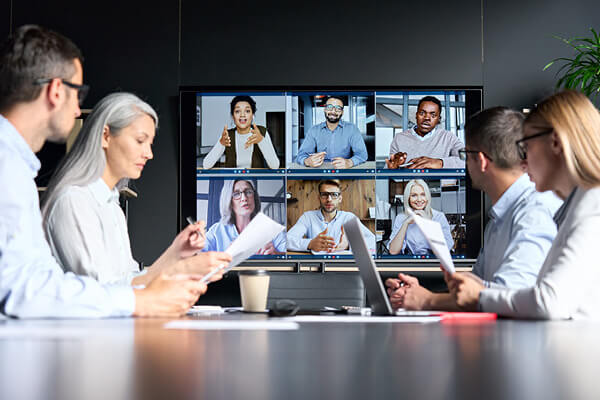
<box><xmin>407</xmin><ymin>156</ymin><xmax>443</xmax><ymax>169</ymax></box>
<box><xmin>385</xmin><ymin>273</ymin><xmax>422</xmax><ymax>309</ymax></box>
<box><xmin>170</xmin><ymin>221</ymin><xmax>206</xmax><ymax>259</ymax></box>
<box><xmin>219</xmin><ymin>125</ymin><xmax>231</xmax><ymax>147</ymax></box>
<box><xmin>133</xmin><ymin>273</ymin><xmax>207</xmax><ymax>317</ymax></box>
<box><xmin>333</xmin><ymin>225</ymin><xmax>349</xmax><ymax>251</ymax></box>
<box><xmin>304</xmin><ymin>152</ymin><xmax>326</xmax><ymax>167</ymax></box>
<box><xmin>245</xmin><ymin>123</ymin><xmax>264</xmax><ymax>149</ymax></box>
<box><xmin>444</xmin><ymin>271</ymin><xmax>483</xmax><ymax>311</ymax></box>
<box><xmin>308</xmin><ymin>228</ymin><xmax>336</xmax><ymax>252</ymax></box>
<box><xmin>385</xmin><ymin>152</ymin><xmax>408</xmax><ymax>169</ymax></box>
<box><xmin>332</xmin><ymin>157</ymin><xmax>353</xmax><ymax>169</ymax></box>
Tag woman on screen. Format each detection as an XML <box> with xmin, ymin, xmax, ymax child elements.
<box><xmin>447</xmin><ymin>90</ymin><xmax>600</xmax><ymax>319</ymax></box>
<box><xmin>388</xmin><ymin>179</ymin><xmax>453</xmax><ymax>255</ymax></box>
<box><xmin>202</xmin><ymin>96</ymin><xmax>280</xmax><ymax>169</ymax></box>
<box><xmin>42</xmin><ymin>92</ymin><xmax>230</xmax><ymax>285</ymax></box>
<box><xmin>204</xmin><ymin>179</ymin><xmax>286</xmax><ymax>254</ymax></box>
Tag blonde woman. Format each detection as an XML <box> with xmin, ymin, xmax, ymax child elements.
<box><xmin>448</xmin><ymin>90</ymin><xmax>600</xmax><ymax>319</ymax></box>
<box><xmin>388</xmin><ymin>179</ymin><xmax>453</xmax><ymax>255</ymax></box>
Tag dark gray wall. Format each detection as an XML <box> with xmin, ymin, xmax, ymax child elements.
<box><xmin>3</xmin><ymin>0</ymin><xmax>600</xmax><ymax>262</ymax></box>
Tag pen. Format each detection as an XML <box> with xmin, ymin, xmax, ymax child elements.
<box><xmin>200</xmin><ymin>264</ymin><xmax>227</xmax><ymax>284</ymax></box>
<box><xmin>186</xmin><ymin>216</ymin><xmax>196</xmax><ymax>225</ymax></box>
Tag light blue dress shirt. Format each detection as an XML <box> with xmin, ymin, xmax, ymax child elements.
<box><xmin>296</xmin><ymin>121</ymin><xmax>368</xmax><ymax>166</ymax></box>
<box><xmin>287</xmin><ymin>210</ymin><xmax>375</xmax><ymax>251</ymax></box>
<box><xmin>203</xmin><ymin>221</ymin><xmax>286</xmax><ymax>253</ymax></box>
<box><xmin>389</xmin><ymin>209</ymin><xmax>454</xmax><ymax>255</ymax></box>
<box><xmin>0</xmin><ymin>115</ymin><xmax>135</xmax><ymax>318</ymax></box>
<box><xmin>472</xmin><ymin>174</ymin><xmax>562</xmax><ymax>289</ymax></box>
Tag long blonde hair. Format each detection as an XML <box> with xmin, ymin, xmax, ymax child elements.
<box><xmin>526</xmin><ymin>90</ymin><xmax>600</xmax><ymax>188</ymax></box>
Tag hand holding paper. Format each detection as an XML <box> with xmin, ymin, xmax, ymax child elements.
<box><xmin>406</xmin><ymin>209</ymin><xmax>455</xmax><ymax>274</ymax></box>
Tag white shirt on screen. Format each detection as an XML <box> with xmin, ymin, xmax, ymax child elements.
<box><xmin>203</xmin><ymin>129</ymin><xmax>279</xmax><ymax>169</ymax></box>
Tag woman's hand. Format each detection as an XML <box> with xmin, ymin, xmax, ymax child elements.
<box><xmin>244</xmin><ymin>123</ymin><xmax>264</xmax><ymax>149</ymax></box>
<box><xmin>219</xmin><ymin>125</ymin><xmax>231</xmax><ymax>147</ymax></box>
<box><xmin>170</xmin><ymin>221</ymin><xmax>206</xmax><ymax>259</ymax></box>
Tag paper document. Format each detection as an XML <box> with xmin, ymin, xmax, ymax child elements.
<box><xmin>164</xmin><ymin>320</ymin><xmax>299</xmax><ymax>331</ymax></box>
<box><xmin>225</xmin><ymin>212</ymin><xmax>285</xmax><ymax>270</ymax></box>
<box><xmin>407</xmin><ymin>209</ymin><xmax>456</xmax><ymax>274</ymax></box>
<box><xmin>284</xmin><ymin>315</ymin><xmax>441</xmax><ymax>324</ymax></box>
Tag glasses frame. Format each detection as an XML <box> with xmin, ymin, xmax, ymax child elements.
<box><xmin>232</xmin><ymin>189</ymin><xmax>255</xmax><ymax>200</ymax></box>
<box><xmin>458</xmin><ymin>148</ymin><xmax>494</xmax><ymax>162</ymax></box>
<box><xmin>34</xmin><ymin>78</ymin><xmax>90</xmax><ymax>106</ymax></box>
<box><xmin>324</xmin><ymin>104</ymin><xmax>343</xmax><ymax>112</ymax></box>
<box><xmin>515</xmin><ymin>128</ymin><xmax>554</xmax><ymax>160</ymax></box>
<box><xmin>319</xmin><ymin>191</ymin><xmax>341</xmax><ymax>200</ymax></box>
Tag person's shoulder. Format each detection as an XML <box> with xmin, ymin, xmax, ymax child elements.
<box><xmin>339</xmin><ymin>210</ymin><xmax>358</xmax><ymax>220</ymax></box>
<box><xmin>431</xmin><ymin>209</ymin><xmax>446</xmax><ymax>219</ymax></box>
<box><xmin>0</xmin><ymin>152</ymin><xmax>38</xmax><ymax>204</ymax></box>
<box><xmin>307</xmin><ymin>122</ymin><xmax>326</xmax><ymax>133</ymax></box>
<box><xmin>571</xmin><ymin>187</ymin><xmax>600</xmax><ymax>216</ymax></box>
<box><xmin>302</xmin><ymin>210</ymin><xmax>319</xmax><ymax>218</ymax></box>
<box><xmin>47</xmin><ymin>185</ymin><xmax>95</xmax><ymax>221</ymax></box>
<box><xmin>517</xmin><ymin>186</ymin><xmax>562</xmax><ymax>216</ymax></box>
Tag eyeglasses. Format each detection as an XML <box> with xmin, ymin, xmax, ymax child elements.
<box><xmin>458</xmin><ymin>148</ymin><xmax>494</xmax><ymax>162</ymax></box>
<box><xmin>324</xmin><ymin>104</ymin><xmax>343</xmax><ymax>112</ymax></box>
<box><xmin>34</xmin><ymin>78</ymin><xmax>90</xmax><ymax>106</ymax></box>
<box><xmin>232</xmin><ymin>189</ymin><xmax>254</xmax><ymax>200</ymax></box>
<box><xmin>515</xmin><ymin>128</ymin><xmax>554</xmax><ymax>160</ymax></box>
<box><xmin>319</xmin><ymin>191</ymin><xmax>341</xmax><ymax>199</ymax></box>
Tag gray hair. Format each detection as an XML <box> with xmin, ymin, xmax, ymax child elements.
<box><xmin>403</xmin><ymin>179</ymin><xmax>433</xmax><ymax>219</ymax></box>
<box><xmin>219</xmin><ymin>179</ymin><xmax>260</xmax><ymax>225</ymax></box>
<box><xmin>465</xmin><ymin>107</ymin><xmax>524</xmax><ymax>169</ymax></box>
<box><xmin>41</xmin><ymin>92</ymin><xmax>158</xmax><ymax>221</ymax></box>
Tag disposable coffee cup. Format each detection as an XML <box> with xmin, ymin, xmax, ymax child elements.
<box><xmin>239</xmin><ymin>270</ymin><xmax>270</xmax><ymax>312</ymax></box>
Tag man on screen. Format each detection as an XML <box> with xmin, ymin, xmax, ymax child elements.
<box><xmin>296</xmin><ymin>96</ymin><xmax>368</xmax><ymax>169</ymax></box>
<box><xmin>385</xmin><ymin>96</ymin><xmax>464</xmax><ymax>169</ymax></box>
<box><xmin>287</xmin><ymin>180</ymin><xmax>375</xmax><ymax>252</ymax></box>
<box><xmin>385</xmin><ymin>107</ymin><xmax>562</xmax><ymax>311</ymax></box>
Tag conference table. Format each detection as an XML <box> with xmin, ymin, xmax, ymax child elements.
<box><xmin>0</xmin><ymin>313</ymin><xmax>598</xmax><ymax>400</ymax></box>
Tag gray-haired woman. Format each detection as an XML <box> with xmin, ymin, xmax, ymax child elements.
<box><xmin>42</xmin><ymin>92</ymin><xmax>230</xmax><ymax>285</ymax></box>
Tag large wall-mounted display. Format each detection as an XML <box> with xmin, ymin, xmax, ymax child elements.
<box><xmin>180</xmin><ymin>87</ymin><xmax>483</xmax><ymax>264</ymax></box>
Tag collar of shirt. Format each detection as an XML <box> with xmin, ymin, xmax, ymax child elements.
<box><xmin>410</xmin><ymin>125</ymin><xmax>441</xmax><ymax>142</ymax></box>
<box><xmin>0</xmin><ymin>114</ymin><xmax>41</xmax><ymax>177</ymax></box>
<box><xmin>320</xmin><ymin>120</ymin><xmax>347</xmax><ymax>133</ymax></box>
<box><xmin>489</xmin><ymin>174</ymin><xmax>532</xmax><ymax>222</ymax></box>
<box><xmin>553</xmin><ymin>186</ymin><xmax>578</xmax><ymax>228</ymax></box>
<box><xmin>315</xmin><ymin>209</ymin><xmax>341</xmax><ymax>223</ymax></box>
<box><xmin>88</xmin><ymin>178</ymin><xmax>120</xmax><ymax>205</ymax></box>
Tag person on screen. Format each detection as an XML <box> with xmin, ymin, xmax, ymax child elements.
<box><xmin>445</xmin><ymin>91</ymin><xmax>600</xmax><ymax>319</ymax></box>
<box><xmin>203</xmin><ymin>179</ymin><xmax>286</xmax><ymax>254</ymax></box>
<box><xmin>42</xmin><ymin>92</ymin><xmax>232</xmax><ymax>286</ymax></box>
<box><xmin>385</xmin><ymin>96</ymin><xmax>464</xmax><ymax>169</ymax></box>
<box><xmin>202</xmin><ymin>96</ymin><xmax>280</xmax><ymax>169</ymax></box>
<box><xmin>386</xmin><ymin>107</ymin><xmax>561</xmax><ymax>312</ymax></box>
<box><xmin>387</xmin><ymin>179</ymin><xmax>454</xmax><ymax>256</ymax></box>
<box><xmin>295</xmin><ymin>96</ymin><xmax>368</xmax><ymax>169</ymax></box>
<box><xmin>0</xmin><ymin>25</ymin><xmax>220</xmax><ymax>318</ymax></box>
<box><xmin>287</xmin><ymin>179</ymin><xmax>375</xmax><ymax>252</ymax></box>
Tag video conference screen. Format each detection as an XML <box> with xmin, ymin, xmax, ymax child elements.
<box><xmin>180</xmin><ymin>88</ymin><xmax>483</xmax><ymax>263</ymax></box>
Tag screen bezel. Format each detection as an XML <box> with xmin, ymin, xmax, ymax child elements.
<box><xmin>179</xmin><ymin>86</ymin><xmax>483</xmax><ymax>265</ymax></box>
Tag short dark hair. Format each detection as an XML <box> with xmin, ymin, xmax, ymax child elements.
<box><xmin>325</xmin><ymin>95</ymin><xmax>345</xmax><ymax>106</ymax></box>
<box><xmin>230</xmin><ymin>95</ymin><xmax>257</xmax><ymax>115</ymax></box>
<box><xmin>417</xmin><ymin>96</ymin><xmax>443</xmax><ymax>115</ymax></box>
<box><xmin>0</xmin><ymin>25</ymin><xmax>83</xmax><ymax>112</ymax></box>
<box><xmin>318</xmin><ymin>179</ymin><xmax>341</xmax><ymax>193</ymax></box>
<box><xmin>465</xmin><ymin>107</ymin><xmax>524</xmax><ymax>169</ymax></box>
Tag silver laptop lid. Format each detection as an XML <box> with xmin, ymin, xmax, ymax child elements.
<box><xmin>344</xmin><ymin>217</ymin><xmax>393</xmax><ymax>316</ymax></box>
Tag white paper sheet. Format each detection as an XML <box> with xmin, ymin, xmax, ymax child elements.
<box><xmin>224</xmin><ymin>212</ymin><xmax>285</xmax><ymax>270</ymax></box>
<box><xmin>284</xmin><ymin>315</ymin><xmax>441</xmax><ymax>323</ymax></box>
<box><xmin>407</xmin><ymin>209</ymin><xmax>456</xmax><ymax>274</ymax></box>
<box><xmin>164</xmin><ymin>320</ymin><xmax>299</xmax><ymax>330</ymax></box>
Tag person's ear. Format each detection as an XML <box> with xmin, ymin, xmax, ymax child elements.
<box><xmin>550</xmin><ymin>131</ymin><xmax>563</xmax><ymax>156</ymax></box>
<box><xmin>478</xmin><ymin>151</ymin><xmax>489</xmax><ymax>173</ymax></box>
<box><xmin>46</xmin><ymin>78</ymin><xmax>64</xmax><ymax>109</ymax></box>
<box><xmin>101</xmin><ymin>125</ymin><xmax>111</xmax><ymax>149</ymax></box>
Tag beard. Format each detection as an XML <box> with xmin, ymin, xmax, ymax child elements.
<box><xmin>325</xmin><ymin>114</ymin><xmax>341</xmax><ymax>124</ymax></box>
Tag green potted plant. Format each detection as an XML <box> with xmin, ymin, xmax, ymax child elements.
<box><xmin>544</xmin><ymin>28</ymin><xmax>600</xmax><ymax>99</ymax></box>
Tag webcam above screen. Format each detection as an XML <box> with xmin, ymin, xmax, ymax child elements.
<box><xmin>179</xmin><ymin>87</ymin><xmax>483</xmax><ymax>264</ymax></box>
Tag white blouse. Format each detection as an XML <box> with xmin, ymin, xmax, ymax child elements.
<box><xmin>45</xmin><ymin>179</ymin><xmax>141</xmax><ymax>285</ymax></box>
<box><xmin>479</xmin><ymin>187</ymin><xmax>600</xmax><ymax>320</ymax></box>
<box><xmin>202</xmin><ymin>129</ymin><xmax>280</xmax><ymax>169</ymax></box>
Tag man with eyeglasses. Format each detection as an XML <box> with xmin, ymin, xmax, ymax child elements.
<box><xmin>287</xmin><ymin>179</ymin><xmax>375</xmax><ymax>252</ymax></box>
<box><xmin>0</xmin><ymin>25</ymin><xmax>219</xmax><ymax>318</ymax></box>
<box><xmin>385</xmin><ymin>96</ymin><xmax>465</xmax><ymax>169</ymax></box>
<box><xmin>385</xmin><ymin>107</ymin><xmax>562</xmax><ymax>310</ymax></box>
<box><xmin>295</xmin><ymin>96</ymin><xmax>368</xmax><ymax>169</ymax></box>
